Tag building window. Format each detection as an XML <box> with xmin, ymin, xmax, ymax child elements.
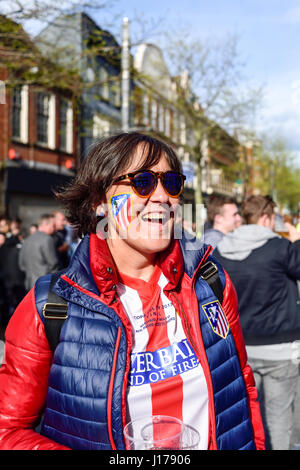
<box><xmin>11</xmin><ymin>86</ymin><xmax>29</xmax><ymax>143</ymax></box>
<box><xmin>93</xmin><ymin>114</ymin><xmax>110</xmax><ymax>138</ymax></box>
<box><xmin>99</xmin><ymin>67</ymin><xmax>109</xmax><ymax>100</ymax></box>
<box><xmin>142</xmin><ymin>93</ymin><xmax>149</xmax><ymax>126</ymax></box>
<box><xmin>180</xmin><ymin>115</ymin><xmax>186</xmax><ymax>145</ymax></box>
<box><xmin>133</xmin><ymin>88</ymin><xmax>143</xmax><ymax>126</ymax></box>
<box><xmin>59</xmin><ymin>99</ymin><xmax>67</xmax><ymax>151</ymax></box>
<box><xmin>158</xmin><ymin>104</ymin><xmax>164</xmax><ymax>133</ymax></box>
<box><xmin>114</xmin><ymin>80</ymin><xmax>121</xmax><ymax>107</ymax></box>
<box><xmin>107</xmin><ymin>76</ymin><xmax>121</xmax><ymax>108</ymax></box>
<box><xmin>151</xmin><ymin>99</ymin><xmax>157</xmax><ymax>129</ymax></box>
<box><xmin>36</xmin><ymin>92</ymin><xmax>49</xmax><ymax>144</ymax></box>
<box><xmin>165</xmin><ymin>108</ymin><xmax>171</xmax><ymax>137</ymax></box>
<box><xmin>59</xmin><ymin>98</ymin><xmax>73</xmax><ymax>154</ymax></box>
<box><xmin>12</xmin><ymin>87</ymin><xmax>22</xmax><ymax>138</ymax></box>
<box><xmin>36</xmin><ymin>92</ymin><xmax>56</xmax><ymax>148</ymax></box>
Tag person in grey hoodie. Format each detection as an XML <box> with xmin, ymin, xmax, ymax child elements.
<box><xmin>214</xmin><ymin>195</ymin><xmax>300</xmax><ymax>451</ymax></box>
<box><xmin>19</xmin><ymin>214</ymin><xmax>59</xmax><ymax>292</ymax></box>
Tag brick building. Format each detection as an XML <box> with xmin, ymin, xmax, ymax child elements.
<box><xmin>0</xmin><ymin>77</ymin><xmax>77</xmax><ymax>231</ymax></box>
<box><xmin>0</xmin><ymin>18</ymin><xmax>78</xmax><ymax>232</ymax></box>
<box><xmin>37</xmin><ymin>12</ymin><xmax>124</xmax><ymax>157</ymax></box>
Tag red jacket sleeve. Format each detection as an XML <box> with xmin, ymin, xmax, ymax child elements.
<box><xmin>222</xmin><ymin>270</ymin><xmax>265</xmax><ymax>450</ymax></box>
<box><xmin>0</xmin><ymin>289</ymin><xmax>70</xmax><ymax>450</ymax></box>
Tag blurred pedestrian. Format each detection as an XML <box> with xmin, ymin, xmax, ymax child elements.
<box><xmin>10</xmin><ymin>218</ymin><xmax>23</xmax><ymax>240</ymax></box>
<box><xmin>0</xmin><ymin>132</ymin><xmax>264</xmax><ymax>450</ymax></box>
<box><xmin>0</xmin><ymin>232</ymin><xmax>7</xmax><ymax>330</ymax></box>
<box><xmin>29</xmin><ymin>224</ymin><xmax>38</xmax><ymax>235</ymax></box>
<box><xmin>19</xmin><ymin>214</ymin><xmax>59</xmax><ymax>291</ymax></box>
<box><xmin>52</xmin><ymin>210</ymin><xmax>70</xmax><ymax>269</ymax></box>
<box><xmin>202</xmin><ymin>195</ymin><xmax>242</xmax><ymax>250</ymax></box>
<box><xmin>0</xmin><ymin>218</ymin><xmax>25</xmax><ymax>326</ymax></box>
<box><xmin>0</xmin><ymin>217</ymin><xmax>10</xmax><ymax>236</ymax></box>
<box><xmin>214</xmin><ymin>195</ymin><xmax>300</xmax><ymax>450</ymax></box>
<box><xmin>0</xmin><ymin>233</ymin><xmax>5</xmax><ymax>247</ymax></box>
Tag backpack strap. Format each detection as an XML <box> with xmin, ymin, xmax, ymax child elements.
<box><xmin>38</xmin><ymin>262</ymin><xmax>222</xmax><ymax>352</ymax></box>
<box><xmin>41</xmin><ymin>271</ymin><xmax>68</xmax><ymax>353</ymax></box>
<box><xmin>198</xmin><ymin>260</ymin><xmax>224</xmax><ymax>304</ymax></box>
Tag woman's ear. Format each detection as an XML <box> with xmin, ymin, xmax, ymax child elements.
<box><xmin>94</xmin><ymin>202</ymin><xmax>107</xmax><ymax>217</ymax></box>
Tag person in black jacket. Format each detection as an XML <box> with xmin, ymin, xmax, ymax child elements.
<box><xmin>0</xmin><ymin>219</ymin><xmax>26</xmax><ymax>328</ymax></box>
<box><xmin>214</xmin><ymin>195</ymin><xmax>300</xmax><ymax>450</ymax></box>
<box><xmin>51</xmin><ymin>211</ymin><xmax>70</xmax><ymax>269</ymax></box>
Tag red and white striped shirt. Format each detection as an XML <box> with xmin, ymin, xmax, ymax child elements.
<box><xmin>117</xmin><ymin>265</ymin><xmax>209</xmax><ymax>449</ymax></box>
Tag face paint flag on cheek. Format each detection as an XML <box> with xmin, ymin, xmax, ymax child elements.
<box><xmin>110</xmin><ymin>193</ymin><xmax>133</xmax><ymax>231</ymax></box>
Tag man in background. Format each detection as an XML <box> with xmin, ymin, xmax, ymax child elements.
<box><xmin>19</xmin><ymin>214</ymin><xmax>59</xmax><ymax>291</ymax></box>
<box><xmin>214</xmin><ymin>195</ymin><xmax>300</xmax><ymax>450</ymax></box>
<box><xmin>203</xmin><ymin>195</ymin><xmax>242</xmax><ymax>249</ymax></box>
<box><xmin>0</xmin><ymin>217</ymin><xmax>25</xmax><ymax>326</ymax></box>
<box><xmin>52</xmin><ymin>210</ymin><xmax>70</xmax><ymax>269</ymax></box>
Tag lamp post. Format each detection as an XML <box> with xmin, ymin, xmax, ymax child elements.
<box><xmin>121</xmin><ymin>17</ymin><xmax>130</xmax><ymax>132</ymax></box>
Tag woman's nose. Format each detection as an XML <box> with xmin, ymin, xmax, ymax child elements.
<box><xmin>149</xmin><ymin>177</ymin><xmax>170</xmax><ymax>203</ymax></box>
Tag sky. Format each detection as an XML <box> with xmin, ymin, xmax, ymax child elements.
<box><xmin>93</xmin><ymin>0</ymin><xmax>300</xmax><ymax>165</ymax></box>
<box><xmin>11</xmin><ymin>0</ymin><xmax>300</xmax><ymax>165</ymax></box>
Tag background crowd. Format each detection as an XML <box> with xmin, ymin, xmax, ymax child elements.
<box><xmin>0</xmin><ymin>194</ymin><xmax>300</xmax><ymax>450</ymax></box>
<box><xmin>203</xmin><ymin>194</ymin><xmax>300</xmax><ymax>450</ymax></box>
<box><xmin>0</xmin><ymin>211</ymin><xmax>79</xmax><ymax>334</ymax></box>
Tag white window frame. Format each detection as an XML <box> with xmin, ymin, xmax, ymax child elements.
<box><xmin>142</xmin><ymin>93</ymin><xmax>149</xmax><ymax>126</ymax></box>
<box><xmin>59</xmin><ymin>98</ymin><xmax>73</xmax><ymax>154</ymax></box>
<box><xmin>99</xmin><ymin>67</ymin><xmax>109</xmax><ymax>100</ymax></box>
<box><xmin>36</xmin><ymin>92</ymin><xmax>56</xmax><ymax>149</ymax></box>
<box><xmin>158</xmin><ymin>104</ymin><xmax>165</xmax><ymax>133</ymax></box>
<box><xmin>20</xmin><ymin>85</ymin><xmax>29</xmax><ymax>143</ymax></box>
<box><xmin>165</xmin><ymin>108</ymin><xmax>170</xmax><ymax>137</ymax></box>
<box><xmin>12</xmin><ymin>85</ymin><xmax>29</xmax><ymax>144</ymax></box>
<box><xmin>151</xmin><ymin>99</ymin><xmax>157</xmax><ymax>129</ymax></box>
<box><xmin>48</xmin><ymin>94</ymin><xmax>56</xmax><ymax>150</ymax></box>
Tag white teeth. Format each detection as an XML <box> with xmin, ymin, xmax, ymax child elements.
<box><xmin>142</xmin><ymin>213</ymin><xmax>166</xmax><ymax>222</ymax></box>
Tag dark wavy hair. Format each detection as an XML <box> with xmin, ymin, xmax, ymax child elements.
<box><xmin>55</xmin><ymin>132</ymin><xmax>182</xmax><ymax>237</ymax></box>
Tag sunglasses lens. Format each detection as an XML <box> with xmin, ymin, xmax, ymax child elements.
<box><xmin>162</xmin><ymin>172</ymin><xmax>183</xmax><ymax>196</ymax></box>
<box><xmin>132</xmin><ymin>172</ymin><xmax>156</xmax><ymax>196</ymax></box>
<box><xmin>130</xmin><ymin>171</ymin><xmax>184</xmax><ymax>197</ymax></box>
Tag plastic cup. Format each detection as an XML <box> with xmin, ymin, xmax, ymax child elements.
<box><xmin>123</xmin><ymin>415</ymin><xmax>200</xmax><ymax>450</ymax></box>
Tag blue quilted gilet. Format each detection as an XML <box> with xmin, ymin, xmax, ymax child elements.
<box><xmin>35</xmin><ymin>234</ymin><xmax>256</xmax><ymax>450</ymax></box>
<box><xmin>180</xmin><ymin>236</ymin><xmax>255</xmax><ymax>450</ymax></box>
<box><xmin>35</xmin><ymin>236</ymin><xmax>128</xmax><ymax>450</ymax></box>
<box><xmin>195</xmin><ymin>273</ymin><xmax>255</xmax><ymax>449</ymax></box>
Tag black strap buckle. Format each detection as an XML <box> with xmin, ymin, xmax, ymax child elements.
<box><xmin>42</xmin><ymin>303</ymin><xmax>68</xmax><ymax>320</ymax></box>
<box><xmin>199</xmin><ymin>261</ymin><xmax>218</xmax><ymax>280</ymax></box>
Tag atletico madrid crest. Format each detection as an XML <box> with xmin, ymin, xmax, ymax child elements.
<box><xmin>110</xmin><ymin>193</ymin><xmax>132</xmax><ymax>230</ymax></box>
<box><xmin>202</xmin><ymin>300</ymin><xmax>229</xmax><ymax>339</ymax></box>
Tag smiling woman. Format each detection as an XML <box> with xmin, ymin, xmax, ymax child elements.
<box><xmin>0</xmin><ymin>132</ymin><xmax>265</xmax><ymax>451</ymax></box>
<box><xmin>104</xmin><ymin>152</ymin><xmax>183</xmax><ymax>273</ymax></box>
<box><xmin>55</xmin><ymin>132</ymin><xmax>182</xmax><ymax>238</ymax></box>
